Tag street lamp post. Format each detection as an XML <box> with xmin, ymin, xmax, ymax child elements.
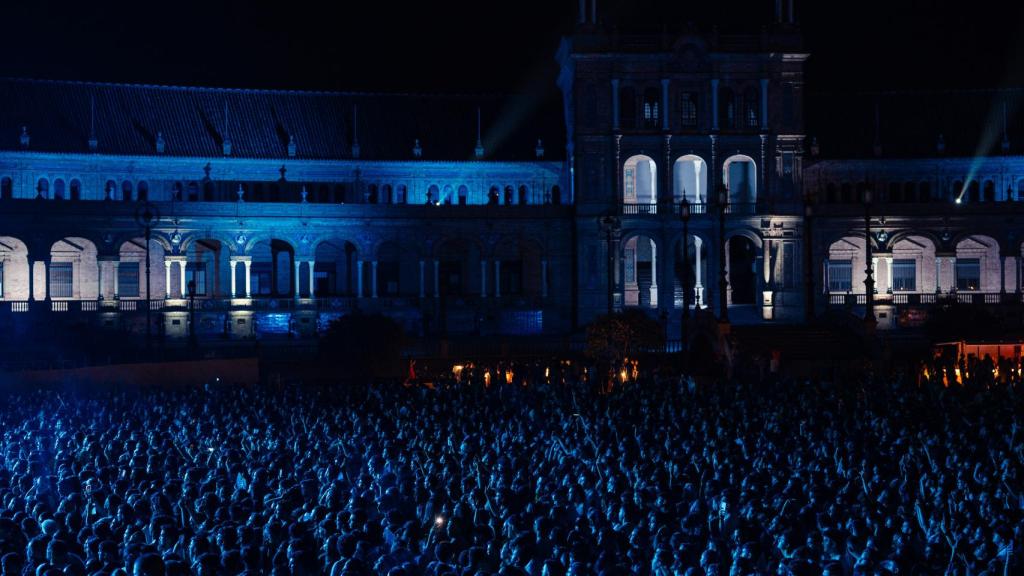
<box><xmin>134</xmin><ymin>202</ymin><xmax>160</xmax><ymax>351</ymax></box>
<box><xmin>680</xmin><ymin>197</ymin><xmax>691</xmax><ymax>351</ymax></box>
<box><xmin>717</xmin><ymin>185</ymin><xmax>729</xmax><ymax>323</ymax></box>
<box><xmin>188</xmin><ymin>279</ymin><xmax>198</xmax><ymax>349</ymax></box>
<box><xmin>804</xmin><ymin>201</ymin><xmax>815</xmax><ymax>321</ymax></box>
<box><xmin>599</xmin><ymin>215</ymin><xmax>621</xmax><ymax>316</ymax></box>
<box><xmin>863</xmin><ymin>187</ymin><xmax>876</xmax><ymax>327</ymax></box>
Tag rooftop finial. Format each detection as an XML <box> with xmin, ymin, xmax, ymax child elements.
<box><xmin>287</xmin><ymin>134</ymin><xmax>296</xmax><ymax>157</ymax></box>
<box><xmin>19</xmin><ymin>126</ymin><xmax>29</xmax><ymax>149</ymax></box>
<box><xmin>535</xmin><ymin>139</ymin><xmax>545</xmax><ymax>159</ymax></box>
<box><xmin>155</xmin><ymin>131</ymin><xmax>165</xmax><ymax>154</ymax></box>
<box><xmin>474</xmin><ymin>107</ymin><xmax>484</xmax><ymax>159</ymax></box>
<box><xmin>352</xmin><ymin>105</ymin><xmax>360</xmax><ymax>159</ymax></box>
<box><xmin>88</xmin><ymin>95</ymin><xmax>98</xmax><ymax>151</ymax></box>
<box><xmin>413</xmin><ymin>138</ymin><xmax>422</xmax><ymax>159</ymax></box>
<box><xmin>936</xmin><ymin>133</ymin><xmax>946</xmax><ymax>155</ymax></box>
<box><xmin>222</xmin><ymin>100</ymin><xmax>232</xmax><ymax>156</ymax></box>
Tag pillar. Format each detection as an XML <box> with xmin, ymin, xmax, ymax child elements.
<box><xmin>178</xmin><ymin>260</ymin><xmax>186</xmax><ymax>298</ymax></box>
<box><xmin>763</xmin><ymin>240</ymin><xmax>772</xmax><ymax>289</ymax></box>
<box><xmin>649</xmin><ymin>243</ymin><xmax>658</xmax><ymax>307</ymax></box>
<box><xmin>481</xmin><ymin>260</ymin><xmax>487</xmax><ymax>297</ymax></box>
<box><xmin>711</xmin><ymin>79</ymin><xmax>720</xmax><ymax>131</ymax></box>
<box><xmin>935</xmin><ymin>257</ymin><xmax>941</xmax><ymax>293</ymax></box>
<box><xmin>541</xmin><ymin>260</ymin><xmax>548</xmax><ymax>299</ymax></box>
<box><xmin>294</xmin><ymin>260</ymin><xmax>301</xmax><ymax>298</ymax></box>
<box><xmin>164</xmin><ymin>260</ymin><xmax>172</xmax><ymax>298</ymax></box>
<box><xmin>433</xmin><ymin>260</ymin><xmax>440</xmax><ymax>296</ymax></box>
<box><xmin>419</xmin><ymin>260</ymin><xmax>425</xmax><ymax>298</ymax></box>
<box><xmin>29</xmin><ymin>260</ymin><xmax>38</xmax><ymax>301</ymax></box>
<box><xmin>695</xmin><ymin>242</ymin><xmax>704</xmax><ymax>307</ymax></box>
<box><xmin>230</xmin><ymin>261</ymin><xmax>237</xmax><ymax>298</ymax></box>
<box><xmin>112</xmin><ymin>261</ymin><xmax>118</xmax><ymax>299</ymax></box>
<box><xmin>495</xmin><ymin>260</ymin><xmax>502</xmax><ymax>298</ymax></box>
<box><xmin>309</xmin><ymin>261</ymin><xmax>315</xmax><ymax>298</ymax></box>
<box><xmin>371</xmin><ymin>260</ymin><xmax>378</xmax><ymax>298</ymax></box>
<box><xmin>611</xmin><ymin>78</ymin><xmax>621</xmax><ymax>131</ymax></box>
<box><xmin>243</xmin><ymin>260</ymin><xmax>251</xmax><ymax>298</ymax></box>
<box><xmin>760</xmin><ymin>79</ymin><xmax>769</xmax><ymax>131</ymax></box>
<box><xmin>870</xmin><ymin>257</ymin><xmax>878</xmax><ymax>294</ymax></box>
<box><xmin>355</xmin><ymin>260</ymin><xmax>363</xmax><ymax>298</ymax></box>
<box><xmin>660</xmin><ymin>78</ymin><xmax>670</xmax><ymax>131</ymax></box>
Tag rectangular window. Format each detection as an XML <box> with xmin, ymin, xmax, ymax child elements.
<box><xmin>50</xmin><ymin>262</ymin><xmax>73</xmax><ymax>298</ymax></box>
<box><xmin>955</xmin><ymin>258</ymin><xmax>981</xmax><ymax>291</ymax></box>
<box><xmin>892</xmin><ymin>259</ymin><xmax>916</xmax><ymax>292</ymax></box>
<box><xmin>186</xmin><ymin>262</ymin><xmax>207</xmax><ymax>296</ymax></box>
<box><xmin>782</xmin><ymin>243</ymin><xmax>796</xmax><ymax>289</ymax></box>
<box><xmin>827</xmin><ymin>259</ymin><xmax>852</xmax><ymax>292</ymax></box>
<box><xmin>681</xmin><ymin>93</ymin><xmax>697</xmax><ymax>127</ymax></box>
<box><xmin>117</xmin><ymin>262</ymin><xmax>140</xmax><ymax>298</ymax></box>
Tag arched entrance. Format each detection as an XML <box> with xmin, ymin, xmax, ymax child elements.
<box><xmin>727</xmin><ymin>236</ymin><xmax>757</xmax><ymax>305</ymax></box>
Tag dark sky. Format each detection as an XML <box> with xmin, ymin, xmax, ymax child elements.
<box><xmin>0</xmin><ymin>1</ymin><xmax>1021</xmax><ymax>95</ymax></box>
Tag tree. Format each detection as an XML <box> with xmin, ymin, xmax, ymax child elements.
<box><xmin>317</xmin><ymin>312</ymin><xmax>406</xmax><ymax>381</ymax></box>
<box><xmin>585</xmin><ymin>309</ymin><xmax>665</xmax><ymax>389</ymax></box>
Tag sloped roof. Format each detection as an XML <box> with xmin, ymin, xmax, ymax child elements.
<box><xmin>807</xmin><ymin>88</ymin><xmax>1024</xmax><ymax>159</ymax></box>
<box><xmin>0</xmin><ymin>77</ymin><xmax>564</xmax><ymax>161</ymax></box>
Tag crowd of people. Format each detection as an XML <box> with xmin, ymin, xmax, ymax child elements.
<box><xmin>0</xmin><ymin>359</ymin><xmax>1021</xmax><ymax>575</ymax></box>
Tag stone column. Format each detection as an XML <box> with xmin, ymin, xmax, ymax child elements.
<box><xmin>541</xmin><ymin>260</ymin><xmax>548</xmax><ymax>299</ymax></box>
<box><xmin>660</xmin><ymin>78</ymin><xmax>670</xmax><ymax>131</ymax></box>
<box><xmin>481</xmin><ymin>260</ymin><xmax>487</xmax><ymax>297</ymax></box>
<box><xmin>935</xmin><ymin>257</ymin><xmax>941</xmax><ymax>293</ymax></box>
<box><xmin>294</xmin><ymin>260</ymin><xmax>301</xmax><ymax>298</ymax></box>
<box><xmin>230</xmin><ymin>261</ymin><xmax>237</xmax><ymax>298</ymax></box>
<box><xmin>711</xmin><ymin>79</ymin><xmax>720</xmax><ymax>131</ymax></box>
<box><xmin>371</xmin><ymin>261</ymin><xmax>378</xmax><ymax>298</ymax></box>
<box><xmin>44</xmin><ymin>260</ymin><xmax>51</xmax><ymax>301</ymax></box>
<box><xmin>243</xmin><ymin>260</ymin><xmax>252</xmax><ymax>298</ymax></box>
<box><xmin>695</xmin><ymin>243</ymin><xmax>704</xmax><ymax>307</ymax></box>
<box><xmin>419</xmin><ymin>260</ymin><xmax>425</xmax><ymax>298</ymax></box>
<box><xmin>178</xmin><ymin>260</ymin><xmax>186</xmax><ymax>298</ymax></box>
<box><xmin>611</xmin><ymin>78</ymin><xmax>621</xmax><ymax>131</ymax></box>
<box><xmin>649</xmin><ymin>243</ymin><xmax>658</xmax><ymax>307</ymax></box>
<box><xmin>886</xmin><ymin>256</ymin><xmax>893</xmax><ymax>292</ymax></box>
<box><xmin>111</xmin><ymin>261</ymin><xmax>118</xmax><ymax>299</ymax></box>
<box><xmin>308</xmin><ymin>261</ymin><xmax>315</xmax><ymax>298</ymax></box>
<box><xmin>760</xmin><ymin>78</ymin><xmax>769</xmax><ymax>131</ymax></box>
<box><xmin>355</xmin><ymin>260</ymin><xmax>363</xmax><ymax>298</ymax></box>
<box><xmin>495</xmin><ymin>260</ymin><xmax>502</xmax><ymax>298</ymax></box>
<box><xmin>164</xmin><ymin>261</ymin><xmax>172</xmax><ymax>298</ymax></box>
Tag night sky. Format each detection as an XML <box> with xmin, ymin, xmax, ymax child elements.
<box><xmin>0</xmin><ymin>0</ymin><xmax>1021</xmax><ymax>145</ymax></box>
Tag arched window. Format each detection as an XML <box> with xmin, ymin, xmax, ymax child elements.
<box><xmin>723</xmin><ymin>155</ymin><xmax>757</xmax><ymax>209</ymax></box>
<box><xmin>720</xmin><ymin>88</ymin><xmax>736</xmax><ymax>129</ymax></box>
<box><xmin>368</xmin><ymin>184</ymin><xmax>379</xmax><ymax>204</ymax></box>
<box><xmin>36</xmin><ymin>178</ymin><xmax>49</xmax><ymax>199</ymax></box>
<box><xmin>504</xmin><ymin>186</ymin><xmax>514</xmax><ymax>205</ymax></box>
<box><xmin>382</xmin><ymin>184</ymin><xmax>393</xmax><ymax>205</ymax></box>
<box><xmin>680</xmin><ymin>92</ymin><xmax>698</xmax><ymax>127</ymax></box>
<box><xmin>426</xmin><ymin>184</ymin><xmax>439</xmax><ymax>205</ymax></box>
<box><xmin>623</xmin><ymin>155</ymin><xmax>657</xmax><ymax>206</ymax></box>
<box><xmin>518</xmin><ymin>185</ymin><xmax>529</xmax><ymax>205</ymax></box>
<box><xmin>918</xmin><ymin>181</ymin><xmax>931</xmax><ymax>203</ymax></box>
<box><xmin>743</xmin><ymin>87</ymin><xmax>759</xmax><ymax>129</ymax></box>
<box><xmin>458</xmin><ymin>185</ymin><xmax>468</xmax><ymax>206</ymax></box>
<box><xmin>968</xmin><ymin>181</ymin><xmax>980</xmax><ymax>203</ymax></box>
<box><xmin>202</xmin><ymin>180</ymin><xmax>215</xmax><ymax>201</ymax></box>
<box><xmin>983</xmin><ymin>180</ymin><xmax>995</xmax><ymax>202</ymax></box>
<box><xmin>903</xmin><ymin>182</ymin><xmax>916</xmax><ymax>203</ymax></box>
<box><xmin>888</xmin><ymin>182</ymin><xmax>901</xmax><ymax>203</ymax></box>
<box><xmin>105</xmin><ymin>180</ymin><xmax>117</xmax><ymax>200</ymax></box>
<box><xmin>951</xmin><ymin>180</ymin><xmax>963</xmax><ymax>202</ymax></box>
<box><xmin>642</xmin><ymin>87</ymin><xmax>659</xmax><ymax>128</ymax></box>
<box><xmin>442</xmin><ymin>185</ymin><xmax>454</xmax><ymax>205</ymax></box>
<box><xmin>172</xmin><ymin>182</ymin><xmax>183</xmax><ymax>201</ymax></box>
<box><xmin>69</xmin><ymin>179</ymin><xmax>81</xmax><ymax>201</ymax></box>
<box><xmin>397</xmin><ymin>185</ymin><xmax>407</xmax><ymax>204</ymax></box>
<box><xmin>488</xmin><ymin>186</ymin><xmax>500</xmax><ymax>206</ymax></box>
<box><xmin>53</xmin><ymin>179</ymin><xmax>65</xmax><ymax>200</ymax></box>
<box><xmin>1</xmin><ymin>177</ymin><xmax>11</xmax><ymax>200</ymax></box>
<box><xmin>137</xmin><ymin>181</ymin><xmax>149</xmax><ymax>201</ymax></box>
<box><xmin>673</xmin><ymin>155</ymin><xmax>707</xmax><ymax>203</ymax></box>
<box><xmin>187</xmin><ymin>182</ymin><xmax>199</xmax><ymax>202</ymax></box>
<box><xmin>122</xmin><ymin>181</ymin><xmax>133</xmax><ymax>202</ymax></box>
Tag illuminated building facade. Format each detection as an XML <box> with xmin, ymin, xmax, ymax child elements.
<box><xmin>1</xmin><ymin>6</ymin><xmax>1022</xmax><ymax>344</ymax></box>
